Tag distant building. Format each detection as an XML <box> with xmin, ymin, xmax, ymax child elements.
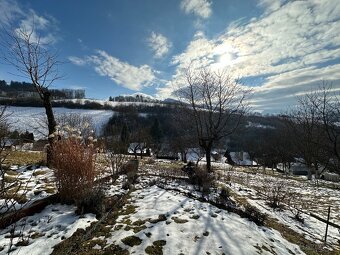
<box><xmin>277</xmin><ymin>162</ymin><xmax>309</xmax><ymax>176</ymax></box>
<box><xmin>226</xmin><ymin>151</ymin><xmax>257</xmax><ymax>166</ymax></box>
<box><xmin>156</xmin><ymin>144</ymin><xmax>179</xmax><ymax>160</ymax></box>
<box><xmin>17</xmin><ymin>91</ymin><xmax>40</xmax><ymax>99</ymax></box>
<box><xmin>61</xmin><ymin>89</ymin><xmax>85</xmax><ymax>99</ymax></box>
<box><xmin>322</xmin><ymin>172</ymin><xmax>340</xmax><ymax>182</ymax></box>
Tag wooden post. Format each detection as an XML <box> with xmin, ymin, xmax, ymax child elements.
<box><xmin>324</xmin><ymin>206</ymin><xmax>331</xmax><ymax>243</ymax></box>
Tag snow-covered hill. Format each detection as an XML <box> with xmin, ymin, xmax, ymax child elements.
<box><xmin>53</xmin><ymin>98</ymin><xmax>165</xmax><ymax>107</ymax></box>
<box><xmin>6</xmin><ymin>106</ymin><xmax>113</xmax><ymax>139</ymax></box>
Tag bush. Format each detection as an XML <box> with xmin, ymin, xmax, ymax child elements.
<box><xmin>121</xmin><ymin>160</ymin><xmax>139</xmax><ymax>184</ymax></box>
<box><xmin>219</xmin><ymin>186</ymin><xmax>230</xmax><ymax>200</ymax></box>
<box><xmin>119</xmin><ymin>160</ymin><xmax>139</xmax><ymax>190</ymax></box>
<box><xmin>244</xmin><ymin>205</ymin><xmax>267</xmax><ymax>225</ymax></box>
<box><xmin>188</xmin><ymin>166</ymin><xmax>214</xmax><ymax>194</ymax></box>
<box><xmin>51</xmin><ymin>134</ymin><xmax>96</xmax><ymax>204</ymax></box>
<box><xmin>75</xmin><ymin>187</ymin><xmax>105</xmax><ymax>217</ymax></box>
<box><xmin>262</xmin><ymin>178</ymin><xmax>287</xmax><ymax>209</ymax></box>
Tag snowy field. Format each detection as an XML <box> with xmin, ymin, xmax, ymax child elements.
<box><xmin>0</xmin><ymin>165</ymin><xmax>57</xmax><ymax>214</ymax></box>
<box><xmin>0</xmin><ymin>204</ymin><xmax>96</xmax><ymax>255</ymax></box>
<box><xmin>1</xmin><ymin>158</ymin><xmax>340</xmax><ymax>254</ymax></box>
<box><xmin>105</xmin><ymin>185</ymin><xmax>304</xmax><ymax>255</ymax></box>
<box><xmin>0</xmin><ymin>180</ymin><xmax>304</xmax><ymax>255</ymax></box>
<box><xmin>217</xmin><ymin>167</ymin><xmax>340</xmax><ymax>249</ymax></box>
<box><xmin>6</xmin><ymin>106</ymin><xmax>113</xmax><ymax>139</ymax></box>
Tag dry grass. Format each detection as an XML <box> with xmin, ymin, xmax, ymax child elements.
<box><xmin>4</xmin><ymin>151</ymin><xmax>45</xmax><ymax>166</ymax></box>
<box><xmin>3</xmin><ymin>186</ymin><xmax>29</xmax><ymax>204</ymax></box>
<box><xmin>32</xmin><ymin>170</ymin><xmax>47</xmax><ymax>176</ymax></box>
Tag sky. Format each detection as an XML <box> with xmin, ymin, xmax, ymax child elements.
<box><xmin>0</xmin><ymin>0</ymin><xmax>339</xmax><ymax>113</ymax></box>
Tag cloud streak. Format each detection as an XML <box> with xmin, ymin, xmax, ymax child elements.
<box><xmin>0</xmin><ymin>0</ymin><xmax>23</xmax><ymax>26</ymax></box>
<box><xmin>160</xmin><ymin>0</ymin><xmax>340</xmax><ymax>112</ymax></box>
<box><xmin>70</xmin><ymin>50</ymin><xmax>157</xmax><ymax>91</ymax></box>
<box><xmin>15</xmin><ymin>10</ymin><xmax>59</xmax><ymax>45</ymax></box>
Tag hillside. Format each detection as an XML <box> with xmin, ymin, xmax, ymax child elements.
<box><xmin>6</xmin><ymin>106</ymin><xmax>113</xmax><ymax>139</ymax></box>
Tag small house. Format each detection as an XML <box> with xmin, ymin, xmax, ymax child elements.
<box><xmin>226</xmin><ymin>151</ymin><xmax>257</xmax><ymax>166</ymax></box>
<box><xmin>128</xmin><ymin>142</ymin><xmax>151</xmax><ymax>157</ymax></box>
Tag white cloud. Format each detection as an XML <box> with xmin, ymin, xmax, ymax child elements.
<box><xmin>0</xmin><ymin>0</ymin><xmax>23</xmax><ymax>26</ymax></box>
<box><xmin>159</xmin><ymin>0</ymin><xmax>340</xmax><ymax>112</ymax></box>
<box><xmin>71</xmin><ymin>50</ymin><xmax>157</xmax><ymax>91</ymax></box>
<box><xmin>0</xmin><ymin>0</ymin><xmax>59</xmax><ymax>45</ymax></box>
<box><xmin>148</xmin><ymin>32</ymin><xmax>172</xmax><ymax>59</ymax></box>
<box><xmin>180</xmin><ymin>0</ymin><xmax>212</xmax><ymax>19</ymax></box>
<box><xmin>69</xmin><ymin>56</ymin><xmax>87</xmax><ymax>66</ymax></box>
<box><xmin>257</xmin><ymin>0</ymin><xmax>284</xmax><ymax>13</ymax></box>
<box><xmin>15</xmin><ymin>10</ymin><xmax>59</xmax><ymax>45</ymax></box>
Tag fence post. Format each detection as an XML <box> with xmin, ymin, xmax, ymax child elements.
<box><xmin>324</xmin><ymin>206</ymin><xmax>331</xmax><ymax>243</ymax></box>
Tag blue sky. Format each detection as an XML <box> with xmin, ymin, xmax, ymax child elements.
<box><xmin>0</xmin><ymin>0</ymin><xmax>339</xmax><ymax>113</ymax></box>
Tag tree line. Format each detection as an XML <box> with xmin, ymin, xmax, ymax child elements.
<box><xmin>0</xmin><ymin>80</ymin><xmax>85</xmax><ymax>99</ymax></box>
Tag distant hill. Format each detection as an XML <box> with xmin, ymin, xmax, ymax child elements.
<box><xmin>108</xmin><ymin>92</ymin><xmax>160</xmax><ymax>103</ymax></box>
<box><xmin>0</xmin><ymin>80</ymin><xmax>85</xmax><ymax>100</ymax></box>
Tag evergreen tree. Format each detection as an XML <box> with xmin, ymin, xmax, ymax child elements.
<box><xmin>120</xmin><ymin>122</ymin><xmax>129</xmax><ymax>144</ymax></box>
<box><xmin>150</xmin><ymin>118</ymin><xmax>163</xmax><ymax>144</ymax></box>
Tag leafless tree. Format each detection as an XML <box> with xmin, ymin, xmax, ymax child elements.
<box><xmin>56</xmin><ymin>113</ymin><xmax>95</xmax><ymax>139</ymax></box>
<box><xmin>174</xmin><ymin>68</ymin><xmax>250</xmax><ymax>172</ymax></box>
<box><xmin>1</xmin><ymin>21</ymin><xmax>61</xmax><ymax>164</ymax></box>
<box><xmin>109</xmin><ymin>151</ymin><xmax>128</xmax><ymax>177</ymax></box>
<box><xmin>0</xmin><ymin>107</ymin><xmax>35</xmax><ymax>253</ymax></box>
<box><xmin>0</xmin><ymin>106</ymin><xmax>10</xmax><ymax>189</ymax></box>
<box><xmin>285</xmin><ymin>91</ymin><xmax>328</xmax><ymax>180</ymax></box>
<box><xmin>313</xmin><ymin>85</ymin><xmax>340</xmax><ymax>173</ymax></box>
<box><xmin>130</xmin><ymin>124</ymin><xmax>151</xmax><ymax>159</ymax></box>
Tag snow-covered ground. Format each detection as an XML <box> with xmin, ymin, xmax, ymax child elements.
<box><xmin>2</xmin><ymin>158</ymin><xmax>339</xmax><ymax>254</ymax></box>
<box><xmin>6</xmin><ymin>107</ymin><xmax>113</xmax><ymax>139</ymax></box>
<box><xmin>104</xmin><ymin>185</ymin><xmax>305</xmax><ymax>254</ymax></box>
<box><xmin>0</xmin><ymin>204</ymin><xmax>96</xmax><ymax>255</ymax></box>
<box><xmin>0</xmin><ymin>166</ymin><xmax>56</xmax><ymax>213</ymax></box>
<box><xmin>220</xmin><ymin>168</ymin><xmax>340</xmax><ymax>249</ymax></box>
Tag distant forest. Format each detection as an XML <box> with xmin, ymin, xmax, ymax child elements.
<box><xmin>0</xmin><ymin>80</ymin><xmax>85</xmax><ymax>100</ymax></box>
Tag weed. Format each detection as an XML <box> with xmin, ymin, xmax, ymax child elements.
<box><xmin>121</xmin><ymin>235</ymin><xmax>142</xmax><ymax>247</ymax></box>
<box><xmin>145</xmin><ymin>240</ymin><xmax>166</xmax><ymax>255</ymax></box>
<box><xmin>32</xmin><ymin>170</ymin><xmax>47</xmax><ymax>176</ymax></box>
<box><xmin>171</xmin><ymin>217</ymin><xmax>188</xmax><ymax>224</ymax></box>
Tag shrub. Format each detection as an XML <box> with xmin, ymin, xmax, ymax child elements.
<box><xmin>219</xmin><ymin>186</ymin><xmax>230</xmax><ymax>201</ymax></box>
<box><xmin>244</xmin><ymin>205</ymin><xmax>267</xmax><ymax>225</ymax></box>
<box><xmin>262</xmin><ymin>178</ymin><xmax>287</xmax><ymax>209</ymax></box>
<box><xmin>51</xmin><ymin>132</ymin><xmax>96</xmax><ymax>204</ymax></box>
<box><xmin>121</xmin><ymin>160</ymin><xmax>139</xmax><ymax>184</ymax></box>
<box><xmin>75</xmin><ymin>187</ymin><xmax>105</xmax><ymax>217</ymax></box>
<box><xmin>188</xmin><ymin>166</ymin><xmax>214</xmax><ymax>194</ymax></box>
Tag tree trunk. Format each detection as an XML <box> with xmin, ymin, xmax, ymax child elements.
<box><xmin>42</xmin><ymin>91</ymin><xmax>56</xmax><ymax>166</ymax></box>
<box><xmin>307</xmin><ymin>168</ymin><xmax>312</xmax><ymax>180</ymax></box>
<box><xmin>224</xmin><ymin>150</ymin><xmax>234</xmax><ymax>165</ymax></box>
<box><xmin>205</xmin><ymin>146</ymin><xmax>212</xmax><ymax>172</ymax></box>
<box><xmin>182</xmin><ymin>151</ymin><xmax>187</xmax><ymax>163</ymax></box>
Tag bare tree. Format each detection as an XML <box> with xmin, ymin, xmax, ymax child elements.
<box><xmin>2</xmin><ymin>22</ymin><xmax>61</xmax><ymax>164</ymax></box>
<box><xmin>314</xmin><ymin>85</ymin><xmax>340</xmax><ymax>173</ymax></box>
<box><xmin>56</xmin><ymin>113</ymin><xmax>95</xmax><ymax>139</ymax></box>
<box><xmin>285</xmin><ymin>92</ymin><xmax>328</xmax><ymax>180</ymax></box>
<box><xmin>0</xmin><ymin>106</ymin><xmax>10</xmax><ymax>189</ymax></box>
<box><xmin>174</xmin><ymin>68</ymin><xmax>250</xmax><ymax>172</ymax></box>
